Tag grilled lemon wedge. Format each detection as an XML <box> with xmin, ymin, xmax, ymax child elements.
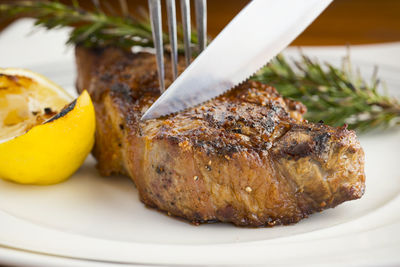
<box><xmin>0</xmin><ymin>68</ymin><xmax>95</xmax><ymax>185</ymax></box>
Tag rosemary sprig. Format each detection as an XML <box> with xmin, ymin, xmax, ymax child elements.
<box><xmin>0</xmin><ymin>0</ymin><xmax>197</xmax><ymax>49</ymax></box>
<box><xmin>1</xmin><ymin>1</ymin><xmax>400</xmax><ymax>132</ymax></box>
<box><xmin>252</xmin><ymin>54</ymin><xmax>400</xmax><ymax>132</ymax></box>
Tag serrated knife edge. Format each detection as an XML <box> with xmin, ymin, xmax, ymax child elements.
<box><xmin>142</xmin><ymin>0</ymin><xmax>332</xmax><ymax>120</ymax></box>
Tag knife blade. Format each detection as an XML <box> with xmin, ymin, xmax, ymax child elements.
<box><xmin>141</xmin><ymin>0</ymin><xmax>332</xmax><ymax>120</ymax></box>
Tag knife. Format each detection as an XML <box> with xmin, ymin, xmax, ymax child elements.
<box><xmin>141</xmin><ymin>0</ymin><xmax>332</xmax><ymax>120</ymax></box>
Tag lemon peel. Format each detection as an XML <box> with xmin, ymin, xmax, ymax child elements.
<box><xmin>0</xmin><ymin>68</ymin><xmax>95</xmax><ymax>185</ymax></box>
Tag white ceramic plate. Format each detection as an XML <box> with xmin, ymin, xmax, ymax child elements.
<box><xmin>1</xmin><ymin>19</ymin><xmax>400</xmax><ymax>267</ymax></box>
<box><xmin>0</xmin><ymin>58</ymin><xmax>399</xmax><ymax>266</ymax></box>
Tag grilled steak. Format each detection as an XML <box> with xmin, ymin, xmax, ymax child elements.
<box><xmin>75</xmin><ymin>46</ymin><xmax>365</xmax><ymax>226</ymax></box>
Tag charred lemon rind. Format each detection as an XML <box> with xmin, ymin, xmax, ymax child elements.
<box><xmin>45</xmin><ymin>99</ymin><xmax>77</xmax><ymax>124</ymax></box>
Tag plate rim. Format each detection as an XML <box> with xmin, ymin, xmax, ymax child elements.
<box><xmin>1</xmin><ymin>58</ymin><xmax>400</xmax><ymax>266</ymax></box>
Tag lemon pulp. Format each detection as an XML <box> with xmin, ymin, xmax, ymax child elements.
<box><xmin>0</xmin><ymin>68</ymin><xmax>72</xmax><ymax>142</ymax></box>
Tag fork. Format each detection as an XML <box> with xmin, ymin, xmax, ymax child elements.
<box><xmin>148</xmin><ymin>0</ymin><xmax>207</xmax><ymax>93</ymax></box>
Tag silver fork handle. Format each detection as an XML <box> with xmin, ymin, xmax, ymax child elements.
<box><xmin>167</xmin><ymin>0</ymin><xmax>178</xmax><ymax>80</ymax></box>
<box><xmin>180</xmin><ymin>0</ymin><xmax>191</xmax><ymax>66</ymax></box>
<box><xmin>148</xmin><ymin>0</ymin><xmax>207</xmax><ymax>93</ymax></box>
<box><xmin>148</xmin><ymin>0</ymin><xmax>165</xmax><ymax>93</ymax></box>
<box><xmin>195</xmin><ymin>0</ymin><xmax>207</xmax><ymax>53</ymax></box>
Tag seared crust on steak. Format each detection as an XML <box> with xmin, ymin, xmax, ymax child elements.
<box><xmin>75</xmin><ymin>46</ymin><xmax>365</xmax><ymax>226</ymax></box>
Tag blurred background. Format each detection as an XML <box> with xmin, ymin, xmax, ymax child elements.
<box><xmin>1</xmin><ymin>0</ymin><xmax>399</xmax><ymax>46</ymax></box>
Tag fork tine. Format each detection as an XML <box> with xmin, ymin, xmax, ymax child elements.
<box><xmin>166</xmin><ymin>0</ymin><xmax>178</xmax><ymax>80</ymax></box>
<box><xmin>180</xmin><ymin>0</ymin><xmax>191</xmax><ymax>66</ymax></box>
<box><xmin>148</xmin><ymin>0</ymin><xmax>165</xmax><ymax>93</ymax></box>
<box><xmin>195</xmin><ymin>0</ymin><xmax>207</xmax><ymax>53</ymax></box>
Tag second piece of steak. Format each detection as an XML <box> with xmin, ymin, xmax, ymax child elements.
<box><xmin>76</xmin><ymin>46</ymin><xmax>365</xmax><ymax>226</ymax></box>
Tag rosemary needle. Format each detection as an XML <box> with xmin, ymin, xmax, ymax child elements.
<box><xmin>1</xmin><ymin>0</ymin><xmax>400</xmax><ymax>132</ymax></box>
<box><xmin>252</xmin><ymin>54</ymin><xmax>400</xmax><ymax>132</ymax></box>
